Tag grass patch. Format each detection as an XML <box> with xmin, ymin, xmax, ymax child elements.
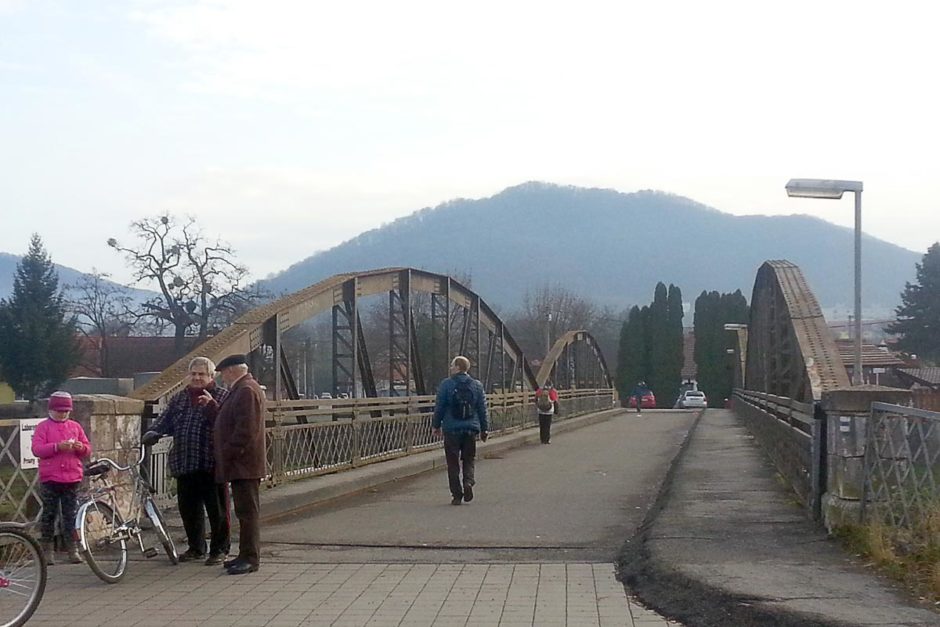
<box><xmin>835</xmin><ymin>499</ymin><xmax>940</xmax><ymax>602</ymax></box>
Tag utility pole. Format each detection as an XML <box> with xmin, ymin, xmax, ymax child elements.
<box><xmin>545</xmin><ymin>312</ymin><xmax>553</xmax><ymax>359</ymax></box>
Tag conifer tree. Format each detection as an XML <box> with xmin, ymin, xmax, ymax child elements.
<box><xmin>0</xmin><ymin>235</ymin><xmax>80</xmax><ymax>400</ymax></box>
<box><xmin>888</xmin><ymin>243</ymin><xmax>940</xmax><ymax>363</ymax></box>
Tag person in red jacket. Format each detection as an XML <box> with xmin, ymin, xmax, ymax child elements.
<box><xmin>31</xmin><ymin>391</ymin><xmax>91</xmax><ymax>564</ymax></box>
<box><xmin>535</xmin><ymin>381</ymin><xmax>560</xmax><ymax>444</ymax></box>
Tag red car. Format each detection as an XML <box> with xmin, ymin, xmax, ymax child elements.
<box><xmin>626</xmin><ymin>391</ymin><xmax>656</xmax><ymax>409</ymax></box>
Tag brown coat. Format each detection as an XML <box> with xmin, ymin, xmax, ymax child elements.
<box><xmin>210</xmin><ymin>373</ymin><xmax>267</xmax><ymax>482</ymax></box>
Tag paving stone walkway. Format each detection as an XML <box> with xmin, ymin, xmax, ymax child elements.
<box><xmin>30</xmin><ymin>560</ymin><xmax>678</xmax><ymax>626</ymax></box>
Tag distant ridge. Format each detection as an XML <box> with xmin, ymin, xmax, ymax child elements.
<box><xmin>258</xmin><ymin>182</ymin><xmax>917</xmax><ymax>314</ymax></box>
<box><xmin>0</xmin><ymin>252</ymin><xmax>155</xmax><ymax>304</ymax></box>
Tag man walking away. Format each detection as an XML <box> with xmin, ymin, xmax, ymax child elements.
<box><xmin>143</xmin><ymin>356</ymin><xmax>230</xmax><ymax>565</ymax></box>
<box><xmin>200</xmin><ymin>354</ymin><xmax>266</xmax><ymax>575</ymax></box>
<box><xmin>630</xmin><ymin>380</ymin><xmax>650</xmax><ymax>416</ymax></box>
<box><xmin>535</xmin><ymin>381</ymin><xmax>559</xmax><ymax>444</ymax></box>
<box><xmin>432</xmin><ymin>356</ymin><xmax>489</xmax><ymax>505</ymax></box>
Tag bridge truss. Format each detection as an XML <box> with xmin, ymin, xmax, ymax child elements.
<box><xmin>132</xmin><ymin>268</ymin><xmax>612</xmax><ymax>407</ymax></box>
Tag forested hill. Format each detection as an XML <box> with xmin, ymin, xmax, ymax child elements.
<box><xmin>262</xmin><ymin>182</ymin><xmax>918</xmax><ymax>313</ymax></box>
<box><xmin>0</xmin><ymin>253</ymin><xmax>154</xmax><ymax>303</ymax></box>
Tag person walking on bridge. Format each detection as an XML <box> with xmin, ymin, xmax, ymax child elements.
<box><xmin>535</xmin><ymin>380</ymin><xmax>559</xmax><ymax>444</ymax></box>
<box><xmin>630</xmin><ymin>380</ymin><xmax>650</xmax><ymax>416</ymax></box>
<box><xmin>432</xmin><ymin>356</ymin><xmax>489</xmax><ymax>505</ymax></box>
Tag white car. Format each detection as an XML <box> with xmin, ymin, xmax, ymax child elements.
<box><xmin>678</xmin><ymin>390</ymin><xmax>707</xmax><ymax>409</ymax></box>
<box><xmin>319</xmin><ymin>392</ymin><xmax>333</xmax><ymax>400</ymax></box>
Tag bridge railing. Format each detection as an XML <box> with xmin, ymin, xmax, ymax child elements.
<box><xmin>862</xmin><ymin>402</ymin><xmax>940</xmax><ymax>529</ymax></box>
<box><xmin>263</xmin><ymin>388</ymin><xmax>615</xmax><ymax>487</ymax></box>
<box><xmin>732</xmin><ymin>389</ymin><xmax>821</xmax><ymax>512</ymax></box>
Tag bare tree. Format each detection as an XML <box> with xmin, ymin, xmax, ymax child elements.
<box><xmin>66</xmin><ymin>270</ymin><xmax>135</xmax><ymax>377</ymax></box>
<box><xmin>109</xmin><ymin>213</ymin><xmax>258</xmax><ymax>356</ymax></box>
<box><xmin>512</xmin><ymin>285</ymin><xmax>600</xmax><ymax>359</ymax></box>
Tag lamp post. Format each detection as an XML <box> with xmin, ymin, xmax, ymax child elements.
<box><xmin>785</xmin><ymin>178</ymin><xmax>864</xmax><ymax>385</ymax></box>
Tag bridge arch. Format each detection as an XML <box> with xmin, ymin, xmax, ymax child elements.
<box><xmin>133</xmin><ymin>268</ymin><xmax>553</xmax><ymax>406</ymax></box>
<box><xmin>744</xmin><ymin>260</ymin><xmax>849</xmax><ymax>402</ymax></box>
<box><xmin>536</xmin><ymin>331</ymin><xmax>612</xmax><ymax>390</ymax></box>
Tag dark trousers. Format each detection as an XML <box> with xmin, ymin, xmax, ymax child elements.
<box><xmin>538</xmin><ymin>413</ymin><xmax>553</xmax><ymax>443</ymax></box>
<box><xmin>230</xmin><ymin>479</ymin><xmax>261</xmax><ymax>567</ymax></box>
<box><xmin>39</xmin><ymin>481</ymin><xmax>79</xmax><ymax>542</ymax></box>
<box><xmin>443</xmin><ymin>431</ymin><xmax>476</xmax><ymax>498</ymax></box>
<box><xmin>177</xmin><ymin>470</ymin><xmax>230</xmax><ymax>556</ymax></box>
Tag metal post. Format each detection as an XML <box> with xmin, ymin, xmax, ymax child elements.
<box><xmin>853</xmin><ymin>190</ymin><xmax>863</xmax><ymax>385</ymax></box>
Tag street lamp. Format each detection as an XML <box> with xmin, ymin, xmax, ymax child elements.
<box><xmin>785</xmin><ymin>178</ymin><xmax>864</xmax><ymax>385</ymax></box>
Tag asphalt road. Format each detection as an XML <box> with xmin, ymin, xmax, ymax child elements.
<box><xmin>262</xmin><ymin>410</ymin><xmax>697</xmax><ymax>564</ymax></box>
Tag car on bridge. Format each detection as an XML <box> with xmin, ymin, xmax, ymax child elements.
<box><xmin>677</xmin><ymin>390</ymin><xmax>707</xmax><ymax>409</ymax></box>
<box><xmin>626</xmin><ymin>391</ymin><xmax>656</xmax><ymax>409</ymax></box>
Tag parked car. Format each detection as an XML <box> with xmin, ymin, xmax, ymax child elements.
<box><xmin>677</xmin><ymin>390</ymin><xmax>707</xmax><ymax>409</ymax></box>
<box><xmin>626</xmin><ymin>391</ymin><xmax>656</xmax><ymax>409</ymax></box>
<box><xmin>319</xmin><ymin>392</ymin><xmax>333</xmax><ymax>400</ymax></box>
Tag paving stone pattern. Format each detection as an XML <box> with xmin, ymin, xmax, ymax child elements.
<box><xmin>30</xmin><ymin>560</ymin><xmax>679</xmax><ymax>626</ymax></box>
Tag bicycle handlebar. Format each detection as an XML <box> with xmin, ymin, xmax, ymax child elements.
<box><xmin>87</xmin><ymin>447</ymin><xmax>146</xmax><ymax>474</ymax></box>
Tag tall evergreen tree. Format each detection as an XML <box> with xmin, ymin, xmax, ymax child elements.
<box><xmin>665</xmin><ymin>284</ymin><xmax>685</xmax><ymax>405</ymax></box>
<box><xmin>647</xmin><ymin>283</ymin><xmax>671</xmax><ymax>404</ymax></box>
<box><xmin>616</xmin><ymin>305</ymin><xmax>648</xmax><ymax>399</ymax></box>
<box><xmin>887</xmin><ymin>242</ymin><xmax>940</xmax><ymax>363</ymax></box>
<box><xmin>693</xmin><ymin>289</ymin><xmax>748</xmax><ymax>406</ymax></box>
<box><xmin>0</xmin><ymin>235</ymin><xmax>80</xmax><ymax>400</ymax></box>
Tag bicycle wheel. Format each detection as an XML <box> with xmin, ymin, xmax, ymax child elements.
<box><xmin>142</xmin><ymin>497</ymin><xmax>178</xmax><ymax>565</ymax></box>
<box><xmin>76</xmin><ymin>500</ymin><xmax>127</xmax><ymax>583</ymax></box>
<box><xmin>0</xmin><ymin>527</ymin><xmax>46</xmax><ymax>627</ymax></box>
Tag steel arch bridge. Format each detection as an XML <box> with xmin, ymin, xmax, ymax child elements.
<box><xmin>131</xmin><ymin>268</ymin><xmax>612</xmax><ymax>406</ymax></box>
<box><xmin>744</xmin><ymin>260</ymin><xmax>850</xmax><ymax>403</ymax></box>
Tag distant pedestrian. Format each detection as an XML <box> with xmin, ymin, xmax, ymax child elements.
<box><xmin>32</xmin><ymin>391</ymin><xmax>91</xmax><ymax>565</ymax></box>
<box><xmin>630</xmin><ymin>381</ymin><xmax>650</xmax><ymax>416</ymax></box>
<box><xmin>535</xmin><ymin>381</ymin><xmax>559</xmax><ymax>444</ymax></box>
<box><xmin>432</xmin><ymin>356</ymin><xmax>489</xmax><ymax>505</ymax></box>
<box><xmin>142</xmin><ymin>356</ymin><xmax>230</xmax><ymax>565</ymax></box>
<box><xmin>201</xmin><ymin>354</ymin><xmax>266</xmax><ymax>575</ymax></box>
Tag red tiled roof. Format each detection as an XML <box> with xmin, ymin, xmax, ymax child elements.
<box><xmin>681</xmin><ymin>332</ymin><xmax>697</xmax><ymax>380</ymax></box>
<box><xmin>72</xmin><ymin>335</ymin><xmax>204</xmax><ymax>378</ymax></box>
<box><xmin>833</xmin><ymin>339</ymin><xmax>906</xmax><ymax>367</ymax></box>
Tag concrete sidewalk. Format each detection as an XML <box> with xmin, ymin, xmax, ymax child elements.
<box><xmin>258</xmin><ymin>408</ymin><xmax>623</xmax><ymax>523</ymax></box>
<box><xmin>621</xmin><ymin>409</ymin><xmax>939</xmax><ymax>626</ymax></box>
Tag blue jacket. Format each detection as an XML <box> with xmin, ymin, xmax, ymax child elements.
<box><xmin>433</xmin><ymin>373</ymin><xmax>489</xmax><ymax>434</ymax></box>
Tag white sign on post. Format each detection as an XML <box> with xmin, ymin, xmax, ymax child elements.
<box><xmin>19</xmin><ymin>418</ymin><xmax>45</xmax><ymax>470</ymax></box>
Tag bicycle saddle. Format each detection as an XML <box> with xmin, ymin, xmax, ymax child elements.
<box><xmin>85</xmin><ymin>460</ymin><xmax>110</xmax><ymax>476</ymax></box>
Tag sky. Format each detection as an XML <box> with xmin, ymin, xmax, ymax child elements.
<box><xmin>2</xmin><ymin>0</ymin><xmax>939</xmax><ymax>287</ymax></box>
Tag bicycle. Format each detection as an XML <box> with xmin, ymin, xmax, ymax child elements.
<box><xmin>73</xmin><ymin>449</ymin><xmax>178</xmax><ymax>583</ymax></box>
<box><xmin>0</xmin><ymin>522</ymin><xmax>46</xmax><ymax>627</ymax></box>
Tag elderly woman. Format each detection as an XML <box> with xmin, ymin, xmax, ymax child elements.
<box><xmin>143</xmin><ymin>356</ymin><xmax>230</xmax><ymax>565</ymax></box>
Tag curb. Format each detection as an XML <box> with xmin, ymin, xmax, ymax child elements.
<box><xmin>260</xmin><ymin>407</ymin><xmax>624</xmax><ymax>524</ymax></box>
<box><xmin>615</xmin><ymin>410</ymin><xmax>837</xmax><ymax>627</ymax></box>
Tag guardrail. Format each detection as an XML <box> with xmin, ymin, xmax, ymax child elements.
<box><xmin>143</xmin><ymin>389</ymin><xmax>616</xmax><ymax>501</ymax></box>
<box><xmin>264</xmin><ymin>388</ymin><xmax>615</xmax><ymax>486</ymax></box>
<box><xmin>733</xmin><ymin>389</ymin><xmax>823</xmax><ymax>515</ymax></box>
<box><xmin>862</xmin><ymin>402</ymin><xmax>940</xmax><ymax>529</ymax></box>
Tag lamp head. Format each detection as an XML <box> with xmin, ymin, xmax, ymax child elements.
<box><xmin>786</xmin><ymin>178</ymin><xmax>863</xmax><ymax>199</ymax></box>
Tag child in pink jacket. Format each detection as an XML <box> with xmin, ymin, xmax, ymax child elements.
<box><xmin>31</xmin><ymin>391</ymin><xmax>91</xmax><ymax>564</ymax></box>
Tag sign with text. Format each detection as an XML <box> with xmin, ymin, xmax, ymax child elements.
<box><xmin>18</xmin><ymin>418</ymin><xmax>44</xmax><ymax>470</ymax></box>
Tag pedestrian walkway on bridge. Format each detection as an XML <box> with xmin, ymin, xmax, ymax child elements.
<box><xmin>25</xmin><ymin>407</ymin><xmax>938</xmax><ymax>626</ymax></box>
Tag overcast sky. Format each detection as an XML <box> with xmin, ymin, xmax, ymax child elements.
<box><xmin>2</xmin><ymin>0</ymin><xmax>938</xmax><ymax>286</ymax></box>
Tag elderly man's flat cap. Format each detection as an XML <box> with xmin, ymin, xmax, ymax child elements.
<box><xmin>216</xmin><ymin>354</ymin><xmax>248</xmax><ymax>370</ymax></box>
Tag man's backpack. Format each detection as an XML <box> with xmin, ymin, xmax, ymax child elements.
<box><xmin>536</xmin><ymin>388</ymin><xmax>554</xmax><ymax>412</ymax></box>
<box><xmin>452</xmin><ymin>377</ymin><xmax>475</xmax><ymax>420</ymax></box>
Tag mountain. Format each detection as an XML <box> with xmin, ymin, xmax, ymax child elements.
<box><xmin>0</xmin><ymin>252</ymin><xmax>155</xmax><ymax>304</ymax></box>
<box><xmin>259</xmin><ymin>183</ymin><xmax>917</xmax><ymax>316</ymax></box>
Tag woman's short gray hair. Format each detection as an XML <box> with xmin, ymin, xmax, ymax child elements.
<box><xmin>188</xmin><ymin>356</ymin><xmax>216</xmax><ymax>374</ymax></box>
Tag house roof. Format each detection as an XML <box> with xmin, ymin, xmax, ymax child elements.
<box><xmin>833</xmin><ymin>339</ymin><xmax>906</xmax><ymax>367</ymax></box>
<box><xmin>896</xmin><ymin>367</ymin><xmax>940</xmax><ymax>387</ymax></box>
<box><xmin>73</xmin><ymin>335</ymin><xmax>200</xmax><ymax>379</ymax></box>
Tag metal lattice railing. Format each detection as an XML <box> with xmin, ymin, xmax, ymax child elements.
<box><xmin>0</xmin><ymin>419</ymin><xmax>42</xmax><ymax>522</ymax></box>
<box><xmin>265</xmin><ymin>389</ymin><xmax>616</xmax><ymax>487</ymax></box>
<box><xmin>863</xmin><ymin>402</ymin><xmax>940</xmax><ymax>529</ymax></box>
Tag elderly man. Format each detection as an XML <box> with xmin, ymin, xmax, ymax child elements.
<box><xmin>199</xmin><ymin>354</ymin><xmax>266</xmax><ymax>575</ymax></box>
<box><xmin>432</xmin><ymin>356</ymin><xmax>489</xmax><ymax>505</ymax></box>
<box><xmin>142</xmin><ymin>356</ymin><xmax>230</xmax><ymax>565</ymax></box>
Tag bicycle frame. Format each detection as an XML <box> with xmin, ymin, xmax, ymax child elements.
<box><xmin>74</xmin><ymin>448</ymin><xmax>177</xmax><ymax>583</ymax></box>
